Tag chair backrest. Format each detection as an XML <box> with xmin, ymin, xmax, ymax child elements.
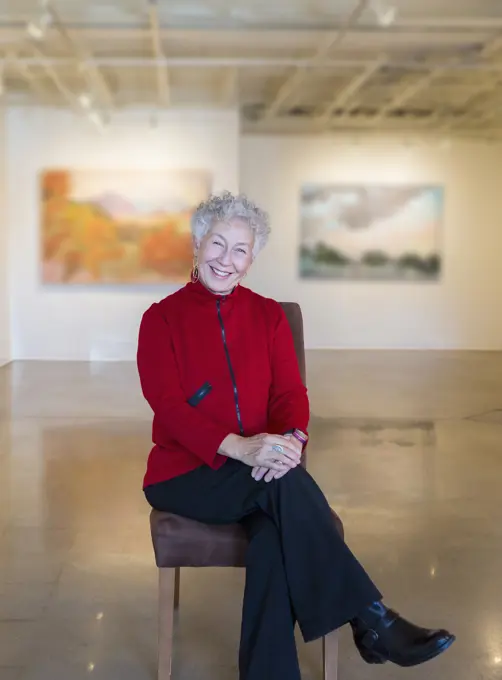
<box><xmin>279</xmin><ymin>302</ymin><xmax>306</xmax><ymax>386</ymax></box>
<box><xmin>279</xmin><ymin>302</ymin><xmax>308</xmax><ymax>468</ymax></box>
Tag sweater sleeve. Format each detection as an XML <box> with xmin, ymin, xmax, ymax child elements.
<box><xmin>266</xmin><ymin>304</ymin><xmax>310</xmax><ymax>436</ymax></box>
<box><xmin>137</xmin><ymin>304</ymin><xmax>230</xmax><ymax>468</ymax></box>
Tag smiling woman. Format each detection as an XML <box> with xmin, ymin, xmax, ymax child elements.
<box><xmin>137</xmin><ymin>190</ymin><xmax>455</xmax><ymax>680</ymax></box>
<box><xmin>190</xmin><ymin>191</ymin><xmax>270</xmax><ymax>294</ymax></box>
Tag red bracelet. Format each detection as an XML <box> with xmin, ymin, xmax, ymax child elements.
<box><xmin>292</xmin><ymin>429</ymin><xmax>308</xmax><ymax>446</ymax></box>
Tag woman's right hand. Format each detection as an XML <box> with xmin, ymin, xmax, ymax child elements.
<box><xmin>220</xmin><ymin>433</ymin><xmax>301</xmax><ymax>472</ymax></box>
<box><xmin>251</xmin><ymin>433</ymin><xmax>303</xmax><ymax>482</ymax></box>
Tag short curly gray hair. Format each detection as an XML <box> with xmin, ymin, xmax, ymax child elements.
<box><xmin>191</xmin><ymin>191</ymin><xmax>270</xmax><ymax>256</ymax></box>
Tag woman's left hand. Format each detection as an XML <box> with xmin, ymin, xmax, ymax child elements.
<box><xmin>251</xmin><ymin>434</ymin><xmax>303</xmax><ymax>483</ymax></box>
<box><xmin>251</xmin><ymin>465</ymin><xmax>289</xmax><ymax>483</ymax></box>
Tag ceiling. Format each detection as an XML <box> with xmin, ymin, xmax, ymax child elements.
<box><xmin>2</xmin><ymin>0</ymin><xmax>502</xmax><ymax>138</ymax></box>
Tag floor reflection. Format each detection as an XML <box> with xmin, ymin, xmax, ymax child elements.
<box><xmin>1</xmin><ymin>356</ymin><xmax>502</xmax><ymax>679</ymax></box>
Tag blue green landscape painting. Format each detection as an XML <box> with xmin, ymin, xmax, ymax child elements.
<box><xmin>299</xmin><ymin>184</ymin><xmax>443</xmax><ymax>281</ymax></box>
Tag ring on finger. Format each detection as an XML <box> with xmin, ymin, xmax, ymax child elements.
<box><xmin>272</xmin><ymin>444</ymin><xmax>284</xmax><ymax>454</ymax></box>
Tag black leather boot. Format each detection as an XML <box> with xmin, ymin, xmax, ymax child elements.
<box><xmin>350</xmin><ymin>601</ymin><xmax>455</xmax><ymax>667</ymax></box>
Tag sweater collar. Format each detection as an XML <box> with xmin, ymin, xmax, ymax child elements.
<box><xmin>184</xmin><ymin>279</ymin><xmax>243</xmax><ymax>304</ymax></box>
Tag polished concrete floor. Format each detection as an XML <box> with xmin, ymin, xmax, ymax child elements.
<box><xmin>1</xmin><ymin>352</ymin><xmax>502</xmax><ymax>680</ymax></box>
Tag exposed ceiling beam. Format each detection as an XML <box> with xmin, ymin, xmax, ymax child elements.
<box><xmin>4</xmin><ymin>16</ymin><xmax>502</xmax><ymax>32</ymax></box>
<box><xmin>372</xmin><ymin>70</ymin><xmax>443</xmax><ymax>123</ymax></box>
<box><xmin>5</xmin><ymin>55</ymin><xmax>502</xmax><ymax>72</ymax></box>
<box><xmin>327</xmin><ymin>120</ymin><xmax>500</xmax><ymax>136</ymax></box>
<box><xmin>372</xmin><ymin>30</ymin><xmax>502</xmax><ymax>123</ymax></box>
<box><xmin>220</xmin><ymin>67</ymin><xmax>238</xmax><ymax>107</ymax></box>
<box><xmin>242</xmin><ymin>114</ymin><xmax>502</xmax><ymax>139</ymax></box>
<box><xmin>21</xmin><ymin>43</ymin><xmax>107</xmax><ymax>130</ymax></box>
<box><xmin>430</xmin><ymin>75</ymin><xmax>501</xmax><ymax>130</ymax></box>
<box><xmin>316</xmin><ymin>56</ymin><xmax>387</xmax><ymax>127</ymax></box>
<box><xmin>261</xmin><ymin>0</ymin><xmax>370</xmax><ymax>120</ymax></box>
<box><xmin>24</xmin><ymin>42</ymin><xmax>79</xmax><ymax>110</ymax></box>
<box><xmin>148</xmin><ymin>0</ymin><xmax>170</xmax><ymax>107</ymax></box>
<box><xmin>467</xmin><ymin>92</ymin><xmax>502</xmax><ymax>125</ymax></box>
<box><xmin>393</xmin><ymin>18</ymin><xmax>502</xmax><ymax>30</ymax></box>
<box><xmin>1</xmin><ymin>25</ymin><xmax>502</xmax><ymax>48</ymax></box>
<box><xmin>480</xmin><ymin>34</ymin><xmax>502</xmax><ymax>58</ymax></box>
<box><xmin>44</xmin><ymin>0</ymin><xmax>114</xmax><ymax>110</ymax></box>
<box><xmin>8</xmin><ymin>52</ymin><xmax>51</xmax><ymax>101</ymax></box>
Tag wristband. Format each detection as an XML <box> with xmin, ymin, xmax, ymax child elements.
<box><xmin>292</xmin><ymin>429</ymin><xmax>308</xmax><ymax>446</ymax></box>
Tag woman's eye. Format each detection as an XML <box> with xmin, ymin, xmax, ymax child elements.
<box><xmin>213</xmin><ymin>241</ymin><xmax>223</xmax><ymax>246</ymax></box>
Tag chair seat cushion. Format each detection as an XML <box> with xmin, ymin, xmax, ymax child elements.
<box><xmin>150</xmin><ymin>508</ymin><xmax>344</xmax><ymax>569</ymax></box>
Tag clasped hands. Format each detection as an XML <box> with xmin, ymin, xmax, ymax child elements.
<box><xmin>221</xmin><ymin>432</ymin><xmax>302</xmax><ymax>483</ymax></box>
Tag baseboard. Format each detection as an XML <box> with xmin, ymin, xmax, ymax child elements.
<box><xmin>306</xmin><ymin>346</ymin><xmax>502</xmax><ymax>352</ymax></box>
<box><xmin>3</xmin><ymin>357</ymin><xmax>136</xmax><ymax>363</ymax></box>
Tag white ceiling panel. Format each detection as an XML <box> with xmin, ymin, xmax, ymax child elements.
<box><xmin>1</xmin><ymin>0</ymin><xmax>502</xmax><ymax>137</ymax></box>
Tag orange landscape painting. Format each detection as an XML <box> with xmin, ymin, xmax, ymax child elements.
<box><xmin>41</xmin><ymin>169</ymin><xmax>211</xmax><ymax>284</ymax></box>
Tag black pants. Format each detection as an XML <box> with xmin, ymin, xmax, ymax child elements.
<box><xmin>145</xmin><ymin>459</ymin><xmax>381</xmax><ymax>680</ymax></box>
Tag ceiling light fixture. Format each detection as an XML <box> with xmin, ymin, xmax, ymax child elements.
<box><xmin>78</xmin><ymin>93</ymin><xmax>92</xmax><ymax>109</ymax></box>
<box><xmin>88</xmin><ymin>110</ymin><xmax>107</xmax><ymax>132</ymax></box>
<box><xmin>26</xmin><ymin>20</ymin><xmax>44</xmax><ymax>40</ymax></box>
<box><xmin>88</xmin><ymin>110</ymin><xmax>101</xmax><ymax>124</ymax></box>
<box><xmin>26</xmin><ymin>0</ymin><xmax>52</xmax><ymax>40</ymax></box>
<box><xmin>371</xmin><ymin>0</ymin><xmax>397</xmax><ymax>27</ymax></box>
<box><xmin>26</xmin><ymin>12</ymin><xmax>52</xmax><ymax>40</ymax></box>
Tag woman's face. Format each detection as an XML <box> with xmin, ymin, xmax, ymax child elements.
<box><xmin>195</xmin><ymin>218</ymin><xmax>255</xmax><ymax>295</ymax></box>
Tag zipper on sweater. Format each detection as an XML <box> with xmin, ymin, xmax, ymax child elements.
<box><xmin>216</xmin><ymin>299</ymin><xmax>244</xmax><ymax>436</ymax></box>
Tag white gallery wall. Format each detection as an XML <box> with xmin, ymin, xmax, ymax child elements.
<box><xmin>0</xmin><ymin>109</ymin><xmax>10</xmax><ymax>364</ymax></box>
<box><xmin>3</xmin><ymin>110</ymin><xmax>502</xmax><ymax>359</ymax></box>
<box><xmin>242</xmin><ymin>135</ymin><xmax>502</xmax><ymax>350</ymax></box>
<box><xmin>5</xmin><ymin>107</ymin><xmax>240</xmax><ymax>360</ymax></box>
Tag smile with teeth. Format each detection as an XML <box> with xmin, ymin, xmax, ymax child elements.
<box><xmin>210</xmin><ymin>266</ymin><xmax>233</xmax><ymax>279</ymax></box>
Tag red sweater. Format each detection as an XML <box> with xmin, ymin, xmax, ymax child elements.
<box><xmin>137</xmin><ymin>280</ymin><xmax>310</xmax><ymax>488</ymax></box>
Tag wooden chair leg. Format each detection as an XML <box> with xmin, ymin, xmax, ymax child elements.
<box><xmin>322</xmin><ymin>630</ymin><xmax>339</xmax><ymax>680</ymax></box>
<box><xmin>174</xmin><ymin>566</ymin><xmax>181</xmax><ymax>610</ymax></box>
<box><xmin>158</xmin><ymin>568</ymin><xmax>175</xmax><ymax>680</ymax></box>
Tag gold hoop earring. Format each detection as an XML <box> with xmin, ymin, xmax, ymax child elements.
<box><xmin>191</xmin><ymin>257</ymin><xmax>199</xmax><ymax>283</ymax></box>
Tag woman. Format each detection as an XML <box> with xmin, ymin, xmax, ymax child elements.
<box><xmin>137</xmin><ymin>191</ymin><xmax>455</xmax><ymax>680</ymax></box>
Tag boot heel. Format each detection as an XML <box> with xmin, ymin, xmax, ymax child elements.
<box><xmin>358</xmin><ymin>645</ymin><xmax>387</xmax><ymax>664</ymax></box>
<box><xmin>356</xmin><ymin>630</ymin><xmax>388</xmax><ymax>665</ymax></box>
